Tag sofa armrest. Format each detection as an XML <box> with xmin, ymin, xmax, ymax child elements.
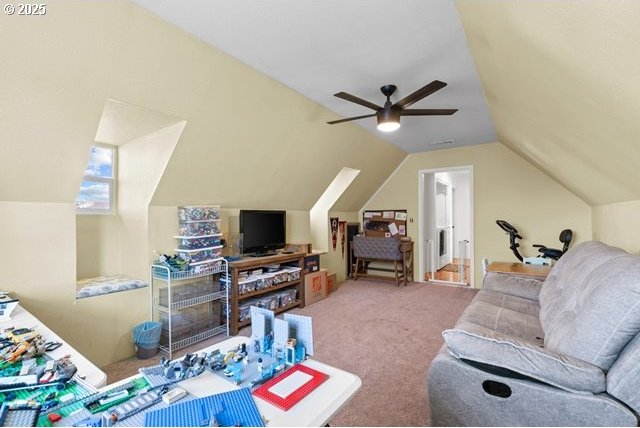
<box><xmin>443</xmin><ymin>321</ymin><xmax>606</xmax><ymax>393</ymax></box>
<box><xmin>483</xmin><ymin>272</ymin><xmax>544</xmax><ymax>301</ymax></box>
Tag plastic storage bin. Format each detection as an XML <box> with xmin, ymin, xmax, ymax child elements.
<box><xmin>259</xmin><ymin>294</ymin><xmax>279</xmax><ymax>311</ymax></box>
<box><xmin>176</xmin><ymin>245</ymin><xmax>223</xmax><ymax>265</ymax></box>
<box><xmin>284</xmin><ymin>267</ymin><xmax>302</xmax><ymax>282</ymax></box>
<box><xmin>254</xmin><ymin>273</ymin><xmax>275</xmax><ymax>290</ymax></box>
<box><xmin>175</xmin><ymin>235</ymin><xmax>222</xmax><ymax>250</ymax></box>
<box><xmin>238</xmin><ymin>277</ymin><xmax>258</xmax><ymax>295</ymax></box>
<box><xmin>178</xmin><ymin>206</ymin><xmax>221</xmax><ymax>222</ymax></box>
<box><xmin>178</xmin><ymin>221</ymin><xmax>221</xmax><ymax>237</ymax></box>
<box><xmin>238</xmin><ymin>302</ymin><xmax>252</xmax><ymax>322</ymax></box>
<box><xmin>159</xmin><ymin>311</ymin><xmax>194</xmax><ymax>342</ymax></box>
<box><xmin>157</xmin><ymin>278</ymin><xmax>220</xmax><ymax>307</ymax></box>
<box><xmin>190</xmin><ymin>301</ymin><xmax>222</xmax><ymax>329</ymax></box>
<box><xmin>277</xmin><ymin>289</ymin><xmax>298</xmax><ymax>307</ymax></box>
<box><xmin>272</xmin><ymin>270</ymin><xmax>289</xmax><ymax>284</ymax></box>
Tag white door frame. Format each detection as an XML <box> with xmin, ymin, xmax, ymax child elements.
<box><xmin>418</xmin><ymin>165</ymin><xmax>474</xmax><ymax>286</ymax></box>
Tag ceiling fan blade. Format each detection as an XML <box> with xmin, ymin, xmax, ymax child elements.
<box><xmin>400</xmin><ymin>108</ymin><xmax>458</xmax><ymax>116</ymax></box>
<box><xmin>334</xmin><ymin>92</ymin><xmax>382</xmax><ymax>111</ymax></box>
<box><xmin>327</xmin><ymin>113</ymin><xmax>376</xmax><ymax>125</ymax></box>
<box><xmin>393</xmin><ymin>80</ymin><xmax>447</xmax><ymax>109</ymax></box>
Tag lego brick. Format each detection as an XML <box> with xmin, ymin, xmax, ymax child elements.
<box><xmin>144</xmin><ymin>388</ymin><xmax>263</xmax><ymax>427</ymax></box>
<box><xmin>284</xmin><ymin>313</ymin><xmax>314</xmax><ymax>356</ymax></box>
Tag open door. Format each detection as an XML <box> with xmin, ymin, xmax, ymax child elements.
<box><xmin>419</xmin><ymin>166</ymin><xmax>473</xmax><ymax>287</ymax></box>
<box><xmin>435</xmin><ymin>179</ymin><xmax>454</xmax><ymax>269</ymax></box>
<box><xmin>422</xmin><ymin>172</ymin><xmax>437</xmax><ymax>277</ymax></box>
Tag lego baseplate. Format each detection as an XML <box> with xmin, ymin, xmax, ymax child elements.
<box><xmin>35</xmin><ymin>376</ymin><xmax>192</xmax><ymax>427</ymax></box>
<box><xmin>138</xmin><ymin>365</ymin><xmax>176</xmax><ymax>388</ymax></box>
<box><xmin>144</xmin><ymin>388</ymin><xmax>263</xmax><ymax>427</ymax></box>
<box><xmin>0</xmin><ymin>403</ymin><xmax>40</xmax><ymax>427</ymax></box>
<box><xmin>253</xmin><ymin>364</ymin><xmax>328</xmax><ymax>411</ymax></box>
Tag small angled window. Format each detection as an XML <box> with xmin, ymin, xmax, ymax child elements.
<box><xmin>76</xmin><ymin>145</ymin><xmax>117</xmax><ymax>214</ymax></box>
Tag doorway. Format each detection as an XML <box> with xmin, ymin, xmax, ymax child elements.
<box><xmin>419</xmin><ymin>166</ymin><xmax>473</xmax><ymax>286</ymax></box>
<box><xmin>345</xmin><ymin>222</ymin><xmax>360</xmax><ymax>278</ymax></box>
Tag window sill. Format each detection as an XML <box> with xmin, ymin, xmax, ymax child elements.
<box><xmin>76</xmin><ymin>275</ymin><xmax>148</xmax><ymax>300</ymax></box>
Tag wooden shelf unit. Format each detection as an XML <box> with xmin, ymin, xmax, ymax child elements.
<box><xmin>229</xmin><ymin>252</ymin><xmax>306</xmax><ymax>335</ymax></box>
<box><xmin>238</xmin><ymin>300</ymin><xmax>302</xmax><ymax>328</ymax></box>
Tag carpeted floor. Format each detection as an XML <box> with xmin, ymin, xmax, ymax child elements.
<box><xmin>102</xmin><ymin>279</ymin><xmax>476</xmax><ymax>426</ymax></box>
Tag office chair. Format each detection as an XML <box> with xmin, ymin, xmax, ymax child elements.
<box><xmin>533</xmin><ymin>229</ymin><xmax>573</xmax><ymax>260</ymax></box>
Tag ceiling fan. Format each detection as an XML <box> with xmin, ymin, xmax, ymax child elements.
<box><xmin>327</xmin><ymin>80</ymin><xmax>457</xmax><ymax>132</ymax></box>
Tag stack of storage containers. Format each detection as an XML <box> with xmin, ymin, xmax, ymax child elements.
<box><xmin>235</xmin><ymin>263</ymin><xmax>302</xmax><ymax>323</ymax></box>
<box><xmin>175</xmin><ymin>206</ymin><xmax>224</xmax><ymax>270</ymax></box>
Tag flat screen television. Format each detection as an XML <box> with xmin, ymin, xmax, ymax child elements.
<box><xmin>239</xmin><ymin>210</ymin><xmax>286</xmax><ymax>256</ymax></box>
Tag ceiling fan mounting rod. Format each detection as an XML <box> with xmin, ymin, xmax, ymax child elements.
<box><xmin>380</xmin><ymin>84</ymin><xmax>397</xmax><ymax>101</ymax></box>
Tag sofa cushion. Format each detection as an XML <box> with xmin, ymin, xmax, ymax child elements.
<box><xmin>483</xmin><ymin>272</ymin><xmax>544</xmax><ymax>301</ymax></box>
<box><xmin>458</xmin><ymin>292</ymin><xmax>543</xmax><ymax>340</ymax></box>
<box><xmin>607</xmin><ymin>333</ymin><xmax>640</xmax><ymax>414</ymax></box>
<box><xmin>539</xmin><ymin>241</ymin><xmax>640</xmax><ymax>369</ymax></box>
<box><xmin>443</xmin><ymin>322</ymin><xmax>606</xmax><ymax>393</ymax></box>
<box><xmin>474</xmin><ymin>289</ymin><xmax>540</xmax><ymax>317</ymax></box>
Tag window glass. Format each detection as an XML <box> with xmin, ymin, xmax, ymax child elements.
<box><xmin>76</xmin><ymin>145</ymin><xmax>116</xmax><ymax>214</ymax></box>
<box><xmin>76</xmin><ymin>181</ymin><xmax>110</xmax><ymax>211</ymax></box>
<box><xmin>84</xmin><ymin>146</ymin><xmax>113</xmax><ymax>178</ymax></box>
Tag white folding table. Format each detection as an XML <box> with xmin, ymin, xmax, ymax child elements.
<box><xmin>111</xmin><ymin>336</ymin><xmax>362</xmax><ymax>426</ymax></box>
<box><xmin>1</xmin><ymin>304</ymin><xmax>107</xmax><ymax>388</ymax></box>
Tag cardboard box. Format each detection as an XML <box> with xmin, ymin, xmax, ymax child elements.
<box><xmin>304</xmin><ymin>269</ymin><xmax>327</xmax><ymax>306</ymax></box>
<box><xmin>304</xmin><ymin>254</ymin><xmax>320</xmax><ymax>272</ymax></box>
<box><xmin>327</xmin><ymin>272</ymin><xmax>337</xmax><ymax>294</ymax></box>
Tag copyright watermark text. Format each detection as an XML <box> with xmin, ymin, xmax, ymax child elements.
<box><xmin>4</xmin><ymin>3</ymin><xmax>47</xmax><ymax>15</ymax></box>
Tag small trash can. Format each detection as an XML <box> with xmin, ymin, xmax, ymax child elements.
<box><xmin>131</xmin><ymin>321</ymin><xmax>161</xmax><ymax>359</ymax></box>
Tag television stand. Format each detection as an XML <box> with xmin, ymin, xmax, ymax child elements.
<box><xmin>229</xmin><ymin>252</ymin><xmax>306</xmax><ymax>335</ymax></box>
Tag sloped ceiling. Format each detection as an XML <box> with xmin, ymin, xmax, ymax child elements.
<box><xmin>456</xmin><ymin>0</ymin><xmax>640</xmax><ymax>206</ymax></box>
<box><xmin>132</xmin><ymin>0</ymin><xmax>497</xmax><ymax>154</ymax></box>
<box><xmin>0</xmin><ymin>1</ymin><xmax>405</xmax><ymax>211</ymax></box>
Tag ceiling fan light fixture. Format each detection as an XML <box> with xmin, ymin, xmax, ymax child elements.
<box><xmin>376</xmin><ymin>109</ymin><xmax>400</xmax><ymax>132</ymax></box>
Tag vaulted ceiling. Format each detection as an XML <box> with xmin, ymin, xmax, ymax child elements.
<box><xmin>132</xmin><ymin>0</ymin><xmax>497</xmax><ymax>154</ymax></box>
<box><xmin>133</xmin><ymin>0</ymin><xmax>640</xmax><ymax>207</ymax></box>
<box><xmin>457</xmin><ymin>0</ymin><xmax>640</xmax><ymax>206</ymax></box>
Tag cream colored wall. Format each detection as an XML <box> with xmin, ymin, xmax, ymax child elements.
<box><xmin>0</xmin><ymin>1</ymin><xmax>404</xmax><ymax>366</ymax></box>
<box><xmin>118</xmin><ymin>122</ymin><xmax>184</xmax><ymax>280</ymax></box>
<box><xmin>364</xmin><ymin>142</ymin><xmax>592</xmax><ymax>287</ymax></box>
<box><xmin>592</xmin><ymin>201</ymin><xmax>640</xmax><ymax>256</ymax></box>
<box><xmin>456</xmin><ymin>1</ymin><xmax>640</xmax><ymax>206</ymax></box>
<box><xmin>0</xmin><ymin>202</ymin><xmax>146</xmax><ymax>367</ymax></box>
<box><xmin>0</xmin><ymin>0</ymin><xmax>404</xmax><ymax>209</ymax></box>
<box><xmin>76</xmin><ymin>215</ymin><xmax>122</xmax><ymax>279</ymax></box>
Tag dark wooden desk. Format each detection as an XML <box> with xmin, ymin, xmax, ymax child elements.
<box><xmin>487</xmin><ymin>261</ymin><xmax>551</xmax><ymax>279</ymax></box>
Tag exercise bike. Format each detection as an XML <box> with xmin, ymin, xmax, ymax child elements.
<box><xmin>496</xmin><ymin>219</ymin><xmax>573</xmax><ymax>262</ymax></box>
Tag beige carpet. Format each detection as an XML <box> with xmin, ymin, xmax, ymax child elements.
<box><xmin>103</xmin><ymin>279</ymin><xmax>476</xmax><ymax>426</ymax></box>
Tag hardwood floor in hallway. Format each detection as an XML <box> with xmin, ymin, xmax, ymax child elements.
<box><xmin>426</xmin><ymin>258</ymin><xmax>471</xmax><ymax>285</ymax></box>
